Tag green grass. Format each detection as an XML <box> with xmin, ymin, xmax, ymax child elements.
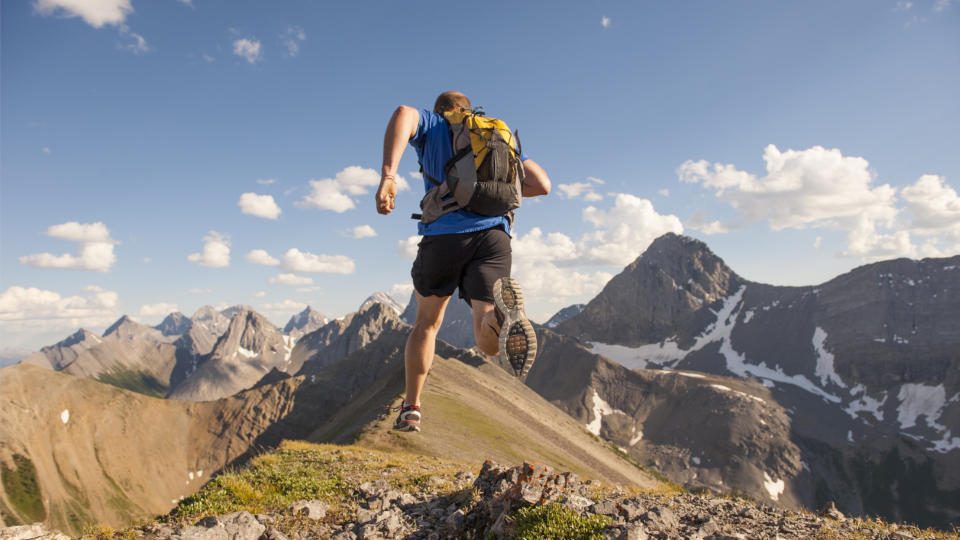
<box><xmin>96</xmin><ymin>370</ymin><xmax>167</xmax><ymax>398</ymax></box>
<box><xmin>0</xmin><ymin>454</ymin><xmax>45</xmax><ymax>524</ymax></box>
<box><xmin>509</xmin><ymin>504</ymin><xmax>612</xmax><ymax>540</ymax></box>
<box><xmin>167</xmin><ymin>440</ymin><xmax>471</xmax><ymax>523</ymax></box>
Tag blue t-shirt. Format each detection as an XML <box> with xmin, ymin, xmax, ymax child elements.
<box><xmin>410</xmin><ymin>109</ymin><xmax>528</xmax><ymax>236</ymax></box>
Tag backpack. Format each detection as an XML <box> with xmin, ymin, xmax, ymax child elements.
<box><xmin>415</xmin><ymin>107</ymin><xmax>524</xmax><ymax>225</ymax></box>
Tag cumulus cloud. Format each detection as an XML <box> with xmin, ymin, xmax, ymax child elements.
<box><xmin>238</xmin><ymin>192</ymin><xmax>282</xmax><ymax>219</ymax></box>
<box><xmin>557</xmin><ymin>177</ymin><xmax>605</xmax><ymax>201</ymax></box>
<box><xmin>901</xmin><ymin>175</ymin><xmax>960</xmax><ymax>235</ymax></box>
<box><xmin>0</xmin><ymin>285</ymin><xmax>120</xmax><ymax>335</ymax></box>
<box><xmin>139</xmin><ymin>303</ymin><xmax>178</xmax><ymax>320</ymax></box>
<box><xmin>188</xmin><ymin>231</ymin><xmax>230</xmax><ymax>268</ymax></box>
<box><xmin>281</xmin><ymin>25</ymin><xmax>306</xmax><ymax>57</ymax></box>
<box><xmin>351</xmin><ymin>225</ymin><xmax>377</xmax><ymax>239</ymax></box>
<box><xmin>601</xmin><ymin>15</ymin><xmax>611</xmax><ymax>28</ymax></box>
<box><xmin>581</xmin><ymin>194</ymin><xmax>685</xmax><ymax>266</ymax></box>
<box><xmin>268</xmin><ymin>273</ymin><xmax>313</xmax><ymax>286</ymax></box>
<box><xmin>679</xmin><ymin>145</ymin><xmax>898</xmax><ymax>230</ymax></box>
<box><xmin>399</xmin><ymin>236</ymin><xmax>420</xmax><ymax>261</ymax></box>
<box><xmin>33</xmin><ymin>0</ymin><xmax>132</xmax><ymax>27</ymax></box>
<box><xmin>677</xmin><ymin>144</ymin><xmax>927</xmax><ymax>261</ymax></box>
<box><xmin>389</xmin><ymin>282</ymin><xmax>414</xmax><ymax>306</ymax></box>
<box><xmin>282</xmin><ymin>248</ymin><xmax>355</xmax><ymax>274</ymax></box>
<box><xmin>259</xmin><ymin>299</ymin><xmax>308</xmax><ymax>322</ymax></box>
<box><xmin>245</xmin><ymin>249</ymin><xmax>280</xmax><ymax>266</ymax></box>
<box><xmin>20</xmin><ymin>221</ymin><xmax>117</xmax><ymax>273</ymax></box>
<box><xmin>686</xmin><ymin>210</ymin><xmax>732</xmax><ymax>235</ymax></box>
<box><xmin>296</xmin><ymin>166</ymin><xmax>409</xmax><ymax>213</ymax></box>
<box><xmin>233</xmin><ymin>38</ymin><xmax>262</xmax><ymax>63</ymax></box>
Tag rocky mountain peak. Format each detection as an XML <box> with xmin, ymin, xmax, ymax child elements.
<box><xmin>61</xmin><ymin>328</ymin><xmax>100</xmax><ymax>348</ymax></box>
<box><xmin>283</xmin><ymin>306</ymin><xmax>327</xmax><ymax>337</ymax></box>
<box><xmin>545</xmin><ymin>304</ymin><xmax>585</xmax><ymax>328</ymax></box>
<box><xmin>103</xmin><ymin>315</ymin><xmax>166</xmax><ymax>343</ymax></box>
<box><xmin>360</xmin><ymin>292</ymin><xmax>404</xmax><ymax>316</ymax></box>
<box><xmin>218</xmin><ymin>308</ymin><xmax>281</xmax><ymax>354</ymax></box>
<box><xmin>191</xmin><ymin>306</ymin><xmax>231</xmax><ymax>336</ymax></box>
<box><xmin>156</xmin><ymin>312</ymin><xmax>191</xmax><ymax>336</ymax></box>
<box><xmin>557</xmin><ymin>233</ymin><xmax>742</xmax><ymax>347</ymax></box>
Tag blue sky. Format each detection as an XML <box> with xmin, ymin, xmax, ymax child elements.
<box><xmin>2</xmin><ymin>0</ymin><xmax>958</xmax><ymax>355</ymax></box>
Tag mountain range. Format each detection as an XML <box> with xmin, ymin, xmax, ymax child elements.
<box><xmin>2</xmin><ymin>233</ymin><xmax>957</xmax><ymax>533</ymax></box>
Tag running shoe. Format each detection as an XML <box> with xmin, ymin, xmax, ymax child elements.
<box><xmin>493</xmin><ymin>277</ymin><xmax>538</xmax><ymax>378</ymax></box>
<box><xmin>392</xmin><ymin>402</ymin><xmax>421</xmax><ymax>432</ymax></box>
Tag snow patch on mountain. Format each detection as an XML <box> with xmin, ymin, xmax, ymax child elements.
<box><xmin>763</xmin><ymin>472</ymin><xmax>785</xmax><ymax>502</ymax></box>
<box><xmin>813</xmin><ymin>328</ymin><xmax>846</xmax><ymax>388</ymax></box>
<box><xmin>898</xmin><ymin>383</ymin><xmax>948</xmax><ymax>431</ymax></box>
<box><xmin>586</xmin><ymin>389</ymin><xmax>628</xmax><ymax>436</ymax></box>
<box><xmin>844</xmin><ymin>385</ymin><xmax>887</xmax><ymax>422</ymax></box>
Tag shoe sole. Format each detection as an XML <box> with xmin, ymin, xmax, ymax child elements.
<box><xmin>493</xmin><ymin>277</ymin><xmax>538</xmax><ymax>377</ymax></box>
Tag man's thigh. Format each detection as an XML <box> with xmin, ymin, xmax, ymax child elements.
<box><xmin>460</xmin><ymin>228</ymin><xmax>511</xmax><ymax>304</ymax></box>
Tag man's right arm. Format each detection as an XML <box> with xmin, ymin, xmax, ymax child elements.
<box><xmin>376</xmin><ymin>105</ymin><xmax>420</xmax><ymax>215</ymax></box>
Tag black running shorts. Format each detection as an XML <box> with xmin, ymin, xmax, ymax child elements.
<box><xmin>411</xmin><ymin>227</ymin><xmax>511</xmax><ymax>304</ymax></box>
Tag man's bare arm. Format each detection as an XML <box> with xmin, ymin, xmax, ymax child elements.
<box><xmin>521</xmin><ymin>159</ymin><xmax>551</xmax><ymax>197</ymax></box>
<box><xmin>376</xmin><ymin>105</ymin><xmax>420</xmax><ymax>215</ymax></box>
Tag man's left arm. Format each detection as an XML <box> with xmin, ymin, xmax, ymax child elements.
<box><xmin>521</xmin><ymin>159</ymin><xmax>551</xmax><ymax>197</ymax></box>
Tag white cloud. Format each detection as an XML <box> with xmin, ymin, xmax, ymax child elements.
<box><xmin>658</xmin><ymin>189</ymin><xmax>670</xmax><ymax>197</ymax></box>
<box><xmin>43</xmin><ymin>147</ymin><xmax>52</xmax><ymax>154</ymax></box>
<box><xmin>33</xmin><ymin>0</ymin><xmax>132</xmax><ymax>28</ymax></box>
<box><xmin>557</xmin><ymin>177</ymin><xmax>605</xmax><ymax>201</ymax></box>
<box><xmin>351</xmin><ymin>225</ymin><xmax>377</xmax><ymax>239</ymax></box>
<box><xmin>814</xmin><ymin>236</ymin><xmax>823</xmax><ymax>249</ymax></box>
<box><xmin>679</xmin><ymin>144</ymin><xmax>913</xmax><ymax>260</ymax></box>
<box><xmin>188</xmin><ymin>231</ymin><xmax>230</xmax><ymax>268</ymax></box>
<box><xmin>581</xmin><ymin>194</ymin><xmax>685</xmax><ymax>266</ymax></box>
<box><xmin>202</xmin><ymin>53</ymin><xmax>215</xmax><ymax>63</ymax></box>
<box><xmin>399</xmin><ymin>236</ymin><xmax>420</xmax><ymax>261</ymax></box>
<box><xmin>513</xmin><ymin>228</ymin><xmax>579</xmax><ymax>264</ymax></box>
<box><xmin>257</xmin><ymin>178</ymin><xmax>277</xmax><ymax>185</ymax></box>
<box><xmin>0</xmin><ymin>285</ymin><xmax>120</xmax><ymax>334</ymax></box>
<box><xmin>260</xmin><ymin>299</ymin><xmax>307</xmax><ymax>321</ymax></box>
<box><xmin>389</xmin><ymin>282</ymin><xmax>414</xmax><ymax>305</ymax></box>
<box><xmin>20</xmin><ymin>221</ymin><xmax>117</xmax><ymax>273</ymax></box>
<box><xmin>238</xmin><ymin>192</ymin><xmax>282</xmax><ymax>219</ymax></box>
<box><xmin>281</xmin><ymin>25</ymin><xmax>306</xmax><ymax>57</ymax></box>
<box><xmin>119</xmin><ymin>25</ymin><xmax>149</xmax><ymax>54</ymax></box>
<box><xmin>253</xmin><ymin>291</ymin><xmax>266</xmax><ymax>297</ymax></box>
<box><xmin>686</xmin><ymin>211</ymin><xmax>731</xmax><ymax>235</ymax></box>
<box><xmin>601</xmin><ymin>15</ymin><xmax>611</xmax><ymax>28</ymax></box>
<box><xmin>245</xmin><ymin>249</ymin><xmax>280</xmax><ymax>266</ymax></box>
<box><xmin>296</xmin><ymin>166</ymin><xmax>409</xmax><ymax>213</ymax></box>
<box><xmin>233</xmin><ymin>38</ymin><xmax>262</xmax><ymax>63</ymax></box>
<box><xmin>296</xmin><ymin>286</ymin><xmax>324</xmax><ymax>293</ymax></box>
<box><xmin>187</xmin><ymin>288</ymin><xmax>212</xmax><ymax>294</ymax></box>
<box><xmin>139</xmin><ymin>302</ymin><xmax>178</xmax><ymax>320</ymax></box>
<box><xmin>901</xmin><ymin>175</ymin><xmax>960</xmax><ymax>235</ymax></box>
<box><xmin>268</xmin><ymin>273</ymin><xmax>313</xmax><ymax>286</ymax></box>
<box><xmin>895</xmin><ymin>0</ymin><xmax>914</xmax><ymax>10</ymax></box>
<box><xmin>282</xmin><ymin>248</ymin><xmax>355</xmax><ymax>274</ymax></box>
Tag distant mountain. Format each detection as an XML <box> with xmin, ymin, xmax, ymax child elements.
<box><xmin>360</xmin><ymin>292</ymin><xmax>405</xmax><ymax>316</ymax></box>
<box><xmin>104</xmin><ymin>315</ymin><xmax>171</xmax><ymax>344</ymax></box>
<box><xmin>155</xmin><ymin>312</ymin><xmax>191</xmax><ymax>336</ymax></box>
<box><xmin>294</xmin><ymin>301</ymin><xmax>407</xmax><ymax>376</ymax></box>
<box><xmin>167</xmin><ymin>308</ymin><xmax>292</xmax><ymax>401</ymax></box>
<box><xmin>545</xmin><ymin>304</ymin><xmax>585</xmax><ymax>328</ymax></box>
<box><xmin>191</xmin><ymin>306</ymin><xmax>231</xmax><ymax>338</ymax></box>
<box><xmin>283</xmin><ymin>306</ymin><xmax>328</xmax><ymax>339</ymax></box>
<box><xmin>553</xmin><ymin>233</ymin><xmax>960</xmax><ymax>528</ymax></box>
<box><xmin>401</xmin><ymin>292</ymin><xmax>476</xmax><ymax>350</ymax></box>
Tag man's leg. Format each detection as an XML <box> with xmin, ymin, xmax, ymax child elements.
<box><xmin>404</xmin><ymin>292</ymin><xmax>450</xmax><ymax>406</ymax></box>
<box><xmin>471</xmin><ymin>300</ymin><xmax>499</xmax><ymax>356</ymax></box>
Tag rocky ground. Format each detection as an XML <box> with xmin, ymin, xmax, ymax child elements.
<box><xmin>4</xmin><ymin>458</ymin><xmax>956</xmax><ymax>540</ymax></box>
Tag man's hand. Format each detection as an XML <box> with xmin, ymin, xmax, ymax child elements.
<box><xmin>376</xmin><ymin>175</ymin><xmax>398</xmax><ymax>215</ymax></box>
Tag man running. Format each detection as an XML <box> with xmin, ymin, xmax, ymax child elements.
<box><xmin>375</xmin><ymin>91</ymin><xmax>551</xmax><ymax>432</ymax></box>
